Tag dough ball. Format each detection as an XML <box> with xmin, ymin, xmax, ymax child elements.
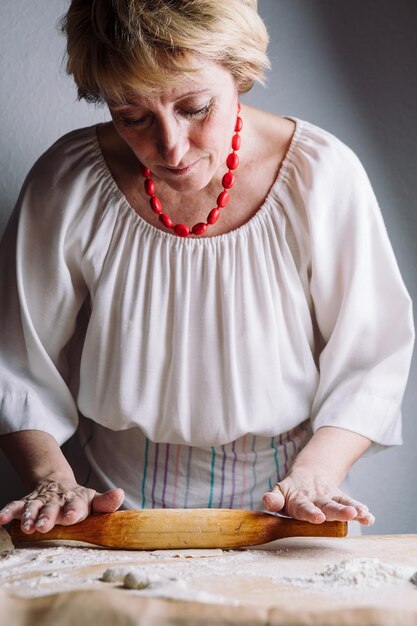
<box><xmin>123</xmin><ymin>570</ymin><xmax>162</xmax><ymax>590</ymax></box>
<box><xmin>101</xmin><ymin>567</ymin><xmax>132</xmax><ymax>582</ymax></box>
<box><xmin>0</xmin><ymin>527</ymin><xmax>14</xmax><ymax>553</ymax></box>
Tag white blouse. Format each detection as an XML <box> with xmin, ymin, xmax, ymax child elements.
<box><xmin>0</xmin><ymin>119</ymin><xmax>414</xmax><ymax>457</ymax></box>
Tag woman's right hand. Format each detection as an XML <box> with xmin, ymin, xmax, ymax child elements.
<box><xmin>0</xmin><ymin>430</ymin><xmax>125</xmax><ymax>533</ymax></box>
<box><xmin>0</xmin><ymin>479</ymin><xmax>125</xmax><ymax>533</ymax></box>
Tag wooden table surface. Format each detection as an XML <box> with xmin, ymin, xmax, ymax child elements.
<box><xmin>1</xmin><ymin>532</ymin><xmax>416</xmax><ymax>625</ymax></box>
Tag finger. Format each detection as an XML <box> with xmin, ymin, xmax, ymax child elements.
<box><xmin>0</xmin><ymin>500</ymin><xmax>26</xmax><ymax>524</ymax></box>
<box><xmin>0</xmin><ymin>507</ymin><xmax>13</xmax><ymax>525</ymax></box>
<box><xmin>35</xmin><ymin>490</ymin><xmax>92</xmax><ymax>531</ymax></box>
<box><xmin>262</xmin><ymin>486</ymin><xmax>285</xmax><ymax>513</ymax></box>
<box><xmin>20</xmin><ymin>499</ymin><xmax>47</xmax><ymax>533</ymax></box>
<box><xmin>91</xmin><ymin>488</ymin><xmax>125</xmax><ymax>513</ymax></box>
<box><xmin>287</xmin><ymin>497</ymin><xmax>326</xmax><ymax>524</ymax></box>
<box><xmin>315</xmin><ymin>499</ymin><xmax>358</xmax><ymax>522</ymax></box>
<box><xmin>335</xmin><ymin>495</ymin><xmax>370</xmax><ymax>518</ymax></box>
<box><xmin>33</xmin><ymin>501</ymin><xmax>64</xmax><ymax>533</ymax></box>
<box><xmin>354</xmin><ymin>512</ymin><xmax>375</xmax><ymax>526</ymax></box>
<box><xmin>58</xmin><ymin>497</ymin><xmax>90</xmax><ymax>527</ymax></box>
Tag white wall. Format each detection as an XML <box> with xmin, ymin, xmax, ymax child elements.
<box><xmin>0</xmin><ymin>0</ymin><xmax>110</xmax><ymax>235</ymax></box>
<box><xmin>1</xmin><ymin>0</ymin><xmax>415</xmax><ymax>534</ymax></box>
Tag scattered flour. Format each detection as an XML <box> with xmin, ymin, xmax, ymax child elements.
<box><xmin>150</xmin><ymin>549</ymin><xmax>224</xmax><ymax>558</ymax></box>
<box><xmin>101</xmin><ymin>565</ymin><xmax>237</xmax><ymax>604</ymax></box>
<box><xmin>2</xmin><ymin>543</ymin><xmax>416</xmax><ymax>605</ymax></box>
<box><xmin>280</xmin><ymin>558</ymin><xmax>414</xmax><ymax>590</ymax></box>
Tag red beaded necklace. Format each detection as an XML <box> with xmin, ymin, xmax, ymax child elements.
<box><xmin>141</xmin><ymin>103</ymin><xmax>242</xmax><ymax>237</ymax></box>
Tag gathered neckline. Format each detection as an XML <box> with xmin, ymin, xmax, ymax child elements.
<box><xmin>90</xmin><ymin>117</ymin><xmax>303</xmax><ymax>246</ymax></box>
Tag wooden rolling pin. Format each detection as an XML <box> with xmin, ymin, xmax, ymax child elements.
<box><xmin>9</xmin><ymin>509</ymin><xmax>347</xmax><ymax>550</ymax></box>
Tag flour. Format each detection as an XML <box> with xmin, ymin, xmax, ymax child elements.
<box><xmin>147</xmin><ymin>586</ymin><xmax>240</xmax><ymax>606</ymax></box>
<box><xmin>2</xmin><ymin>542</ymin><xmax>416</xmax><ymax>605</ymax></box>
<box><xmin>280</xmin><ymin>558</ymin><xmax>415</xmax><ymax>590</ymax></box>
<box><xmin>100</xmin><ymin>564</ymin><xmax>238</xmax><ymax>604</ymax></box>
<box><xmin>150</xmin><ymin>548</ymin><xmax>224</xmax><ymax>558</ymax></box>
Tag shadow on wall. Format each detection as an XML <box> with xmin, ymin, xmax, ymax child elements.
<box><xmin>314</xmin><ymin>0</ymin><xmax>417</xmax><ymax>246</ymax></box>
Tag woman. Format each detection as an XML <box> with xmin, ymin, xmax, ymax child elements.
<box><xmin>0</xmin><ymin>0</ymin><xmax>414</xmax><ymax>535</ymax></box>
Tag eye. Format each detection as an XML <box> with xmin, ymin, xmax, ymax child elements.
<box><xmin>179</xmin><ymin>97</ymin><xmax>214</xmax><ymax>119</ymax></box>
<box><xmin>119</xmin><ymin>115</ymin><xmax>150</xmax><ymax>128</ymax></box>
<box><xmin>184</xmin><ymin>104</ymin><xmax>211</xmax><ymax>118</ymax></box>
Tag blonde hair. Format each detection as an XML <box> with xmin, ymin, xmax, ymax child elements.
<box><xmin>60</xmin><ymin>0</ymin><xmax>270</xmax><ymax>104</ymax></box>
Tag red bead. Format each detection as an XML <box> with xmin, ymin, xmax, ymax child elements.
<box><xmin>226</xmin><ymin>152</ymin><xmax>239</xmax><ymax>170</ymax></box>
<box><xmin>217</xmin><ymin>190</ymin><xmax>230</xmax><ymax>208</ymax></box>
<box><xmin>141</xmin><ymin>166</ymin><xmax>151</xmax><ymax>178</ymax></box>
<box><xmin>235</xmin><ymin>116</ymin><xmax>243</xmax><ymax>132</ymax></box>
<box><xmin>150</xmin><ymin>196</ymin><xmax>162</xmax><ymax>214</ymax></box>
<box><xmin>159</xmin><ymin>213</ymin><xmax>174</xmax><ymax>228</ymax></box>
<box><xmin>222</xmin><ymin>171</ymin><xmax>235</xmax><ymax>189</ymax></box>
<box><xmin>231</xmin><ymin>134</ymin><xmax>241</xmax><ymax>151</ymax></box>
<box><xmin>207</xmin><ymin>208</ymin><xmax>220</xmax><ymax>224</ymax></box>
<box><xmin>174</xmin><ymin>223</ymin><xmax>190</xmax><ymax>237</ymax></box>
<box><xmin>192</xmin><ymin>222</ymin><xmax>208</xmax><ymax>236</ymax></box>
<box><xmin>144</xmin><ymin>179</ymin><xmax>155</xmax><ymax>195</ymax></box>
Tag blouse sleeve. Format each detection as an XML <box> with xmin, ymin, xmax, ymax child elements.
<box><xmin>290</xmin><ymin>128</ymin><xmax>414</xmax><ymax>449</ymax></box>
<box><xmin>0</xmin><ymin>138</ymin><xmax>96</xmax><ymax>445</ymax></box>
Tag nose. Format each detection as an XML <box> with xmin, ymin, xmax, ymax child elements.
<box><xmin>157</xmin><ymin>118</ymin><xmax>190</xmax><ymax>167</ymax></box>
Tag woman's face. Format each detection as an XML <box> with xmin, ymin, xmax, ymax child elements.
<box><xmin>108</xmin><ymin>58</ymin><xmax>239</xmax><ymax>193</ymax></box>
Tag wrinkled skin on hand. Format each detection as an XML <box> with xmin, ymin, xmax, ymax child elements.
<box><xmin>0</xmin><ymin>480</ymin><xmax>125</xmax><ymax>533</ymax></box>
<box><xmin>263</xmin><ymin>471</ymin><xmax>375</xmax><ymax>526</ymax></box>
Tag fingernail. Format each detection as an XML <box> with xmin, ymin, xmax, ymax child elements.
<box><xmin>0</xmin><ymin>507</ymin><xmax>10</xmax><ymax>516</ymax></box>
<box><xmin>36</xmin><ymin>518</ymin><xmax>46</xmax><ymax>529</ymax></box>
<box><xmin>23</xmin><ymin>510</ymin><xmax>32</xmax><ymax>520</ymax></box>
<box><xmin>23</xmin><ymin>522</ymin><xmax>31</xmax><ymax>530</ymax></box>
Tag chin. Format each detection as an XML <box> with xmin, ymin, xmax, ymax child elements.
<box><xmin>160</xmin><ymin>165</ymin><xmax>215</xmax><ymax>193</ymax></box>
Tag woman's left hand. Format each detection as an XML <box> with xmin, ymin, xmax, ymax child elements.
<box><xmin>262</xmin><ymin>469</ymin><xmax>375</xmax><ymax>525</ymax></box>
<box><xmin>262</xmin><ymin>426</ymin><xmax>376</xmax><ymax>525</ymax></box>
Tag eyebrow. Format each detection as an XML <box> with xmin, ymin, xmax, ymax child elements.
<box><xmin>109</xmin><ymin>89</ymin><xmax>212</xmax><ymax>111</ymax></box>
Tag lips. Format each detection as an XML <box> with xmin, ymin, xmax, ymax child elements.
<box><xmin>163</xmin><ymin>159</ymin><xmax>201</xmax><ymax>176</ymax></box>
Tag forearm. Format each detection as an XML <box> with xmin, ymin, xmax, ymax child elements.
<box><xmin>290</xmin><ymin>426</ymin><xmax>372</xmax><ymax>484</ymax></box>
<box><xmin>0</xmin><ymin>429</ymin><xmax>76</xmax><ymax>490</ymax></box>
